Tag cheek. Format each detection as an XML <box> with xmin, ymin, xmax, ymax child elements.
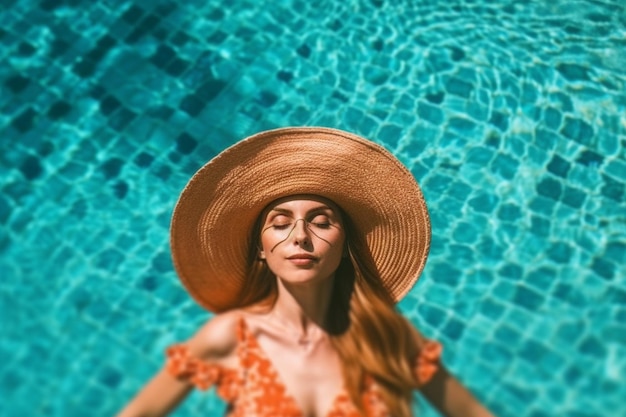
<box><xmin>260</xmin><ymin>234</ymin><xmax>269</xmax><ymax>251</ymax></box>
<box><xmin>328</xmin><ymin>234</ymin><xmax>346</xmax><ymax>261</ymax></box>
<box><xmin>260</xmin><ymin>229</ymin><xmax>278</xmax><ymax>251</ymax></box>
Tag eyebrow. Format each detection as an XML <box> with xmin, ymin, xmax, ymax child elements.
<box><xmin>269</xmin><ymin>205</ymin><xmax>334</xmax><ymax>216</ymax></box>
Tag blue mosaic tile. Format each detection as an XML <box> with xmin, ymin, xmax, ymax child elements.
<box><xmin>512</xmin><ymin>285</ymin><xmax>545</xmax><ymax>311</ymax></box>
<box><xmin>468</xmin><ymin>192</ymin><xmax>499</xmax><ymax>213</ymax></box>
<box><xmin>479</xmin><ymin>298</ymin><xmax>506</xmax><ymax>321</ymax></box>
<box><xmin>417</xmin><ymin>101</ymin><xmax>444</xmax><ymax>125</ymax></box>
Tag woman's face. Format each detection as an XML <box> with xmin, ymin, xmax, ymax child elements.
<box><xmin>259</xmin><ymin>195</ymin><xmax>345</xmax><ymax>285</ymax></box>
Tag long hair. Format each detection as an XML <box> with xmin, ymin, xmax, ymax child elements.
<box><xmin>236</xmin><ymin>209</ymin><xmax>422</xmax><ymax>417</ymax></box>
<box><xmin>330</xmin><ymin>215</ymin><xmax>421</xmax><ymax>417</ymax></box>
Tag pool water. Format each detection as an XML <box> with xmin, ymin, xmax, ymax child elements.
<box><xmin>1</xmin><ymin>0</ymin><xmax>625</xmax><ymax>416</ymax></box>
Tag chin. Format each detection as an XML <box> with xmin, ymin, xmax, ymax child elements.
<box><xmin>279</xmin><ymin>271</ymin><xmax>335</xmax><ymax>285</ymax></box>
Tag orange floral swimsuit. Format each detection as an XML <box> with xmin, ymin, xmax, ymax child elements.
<box><xmin>166</xmin><ymin>319</ymin><xmax>442</xmax><ymax>417</ymax></box>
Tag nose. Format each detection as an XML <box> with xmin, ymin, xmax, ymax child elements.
<box><xmin>291</xmin><ymin>219</ymin><xmax>310</xmax><ymax>245</ymax></box>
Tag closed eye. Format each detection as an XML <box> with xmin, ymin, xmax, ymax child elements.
<box><xmin>309</xmin><ymin>214</ymin><xmax>335</xmax><ymax>229</ymax></box>
<box><xmin>310</xmin><ymin>221</ymin><xmax>332</xmax><ymax>229</ymax></box>
<box><xmin>272</xmin><ymin>223</ymin><xmax>292</xmax><ymax>230</ymax></box>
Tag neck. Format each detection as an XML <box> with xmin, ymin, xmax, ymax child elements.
<box><xmin>270</xmin><ymin>276</ymin><xmax>335</xmax><ymax>338</ymax></box>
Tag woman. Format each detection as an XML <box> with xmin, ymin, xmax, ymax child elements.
<box><xmin>117</xmin><ymin>127</ymin><xmax>493</xmax><ymax>417</ymax></box>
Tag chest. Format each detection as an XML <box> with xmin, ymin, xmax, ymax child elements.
<box><xmin>214</xmin><ymin>319</ymin><xmax>388</xmax><ymax>417</ymax></box>
<box><xmin>250</xmin><ymin>335</ymin><xmax>345</xmax><ymax>417</ymax></box>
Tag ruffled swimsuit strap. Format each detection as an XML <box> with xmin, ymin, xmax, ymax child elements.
<box><xmin>165</xmin><ymin>344</ymin><xmax>224</xmax><ymax>390</ymax></box>
<box><xmin>414</xmin><ymin>340</ymin><xmax>443</xmax><ymax>386</ymax></box>
<box><xmin>235</xmin><ymin>316</ymin><xmax>252</xmax><ymax>373</ymax></box>
<box><xmin>164</xmin><ymin>323</ymin><xmax>245</xmax><ymax>401</ymax></box>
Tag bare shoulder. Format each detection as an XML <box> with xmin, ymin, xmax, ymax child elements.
<box><xmin>185</xmin><ymin>309</ymin><xmax>245</xmax><ymax>362</ymax></box>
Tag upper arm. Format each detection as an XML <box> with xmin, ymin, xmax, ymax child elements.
<box><xmin>185</xmin><ymin>310</ymin><xmax>242</xmax><ymax>366</ymax></box>
<box><xmin>419</xmin><ymin>364</ymin><xmax>494</xmax><ymax>417</ymax></box>
<box><xmin>408</xmin><ymin>323</ymin><xmax>493</xmax><ymax>417</ymax></box>
<box><xmin>115</xmin><ymin>311</ymin><xmax>242</xmax><ymax>417</ymax></box>
<box><xmin>116</xmin><ymin>367</ymin><xmax>193</xmax><ymax>417</ymax></box>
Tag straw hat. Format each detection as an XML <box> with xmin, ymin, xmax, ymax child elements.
<box><xmin>170</xmin><ymin>127</ymin><xmax>430</xmax><ymax>312</ymax></box>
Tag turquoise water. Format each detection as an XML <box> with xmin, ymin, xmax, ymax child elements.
<box><xmin>1</xmin><ymin>0</ymin><xmax>625</xmax><ymax>416</ymax></box>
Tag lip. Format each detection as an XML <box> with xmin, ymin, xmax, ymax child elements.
<box><xmin>287</xmin><ymin>254</ymin><xmax>318</xmax><ymax>260</ymax></box>
<box><xmin>287</xmin><ymin>254</ymin><xmax>318</xmax><ymax>265</ymax></box>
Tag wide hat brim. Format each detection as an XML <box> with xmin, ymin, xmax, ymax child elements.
<box><xmin>170</xmin><ymin>127</ymin><xmax>431</xmax><ymax>312</ymax></box>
